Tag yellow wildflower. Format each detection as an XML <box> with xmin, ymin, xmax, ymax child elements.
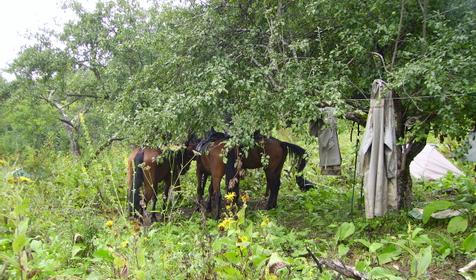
<box><xmin>238</xmin><ymin>235</ymin><xmax>249</xmax><ymax>243</ymax></box>
<box><xmin>121</xmin><ymin>241</ymin><xmax>129</xmax><ymax>248</ymax></box>
<box><xmin>105</xmin><ymin>220</ymin><xmax>114</xmax><ymax>228</ymax></box>
<box><xmin>237</xmin><ymin>235</ymin><xmax>250</xmax><ymax>248</ymax></box>
<box><xmin>226</xmin><ymin>204</ymin><xmax>232</xmax><ymax>211</ymax></box>
<box><xmin>0</xmin><ymin>159</ymin><xmax>7</xmax><ymax>166</ymax></box>
<box><xmin>224</xmin><ymin>192</ymin><xmax>236</xmax><ymax>202</ymax></box>
<box><xmin>7</xmin><ymin>176</ymin><xmax>33</xmax><ymax>184</ymax></box>
<box><xmin>18</xmin><ymin>176</ymin><xmax>33</xmax><ymax>183</ymax></box>
<box><xmin>218</xmin><ymin>218</ymin><xmax>233</xmax><ymax>231</ymax></box>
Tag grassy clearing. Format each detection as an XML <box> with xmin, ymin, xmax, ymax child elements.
<box><xmin>0</xmin><ymin>130</ymin><xmax>474</xmax><ymax>279</ymax></box>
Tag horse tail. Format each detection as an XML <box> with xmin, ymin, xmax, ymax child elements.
<box><xmin>129</xmin><ymin>149</ymin><xmax>145</xmax><ymax>217</ymax></box>
<box><xmin>281</xmin><ymin>142</ymin><xmax>314</xmax><ymax>191</ymax></box>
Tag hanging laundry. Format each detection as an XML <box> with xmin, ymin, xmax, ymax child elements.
<box><xmin>310</xmin><ymin>107</ymin><xmax>342</xmax><ymax>175</ymax></box>
<box><xmin>357</xmin><ymin>80</ymin><xmax>398</xmax><ymax>218</ymax></box>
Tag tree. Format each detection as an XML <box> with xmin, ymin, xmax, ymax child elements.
<box><xmin>4</xmin><ymin>0</ymin><xmax>474</xmax><ymax>208</ymax></box>
<box><xmin>113</xmin><ymin>0</ymin><xmax>475</xmax><ymax>207</ymax></box>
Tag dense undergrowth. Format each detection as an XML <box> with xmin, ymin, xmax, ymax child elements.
<box><xmin>0</xmin><ymin>134</ymin><xmax>474</xmax><ymax>279</ymax></box>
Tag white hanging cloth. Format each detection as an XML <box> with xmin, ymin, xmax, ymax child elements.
<box><xmin>357</xmin><ymin>80</ymin><xmax>398</xmax><ymax>218</ymax></box>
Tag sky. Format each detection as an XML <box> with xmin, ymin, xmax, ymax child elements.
<box><xmin>0</xmin><ymin>0</ymin><xmax>97</xmax><ymax>80</ymax></box>
<box><xmin>0</xmin><ymin>0</ymin><xmax>182</xmax><ymax>81</ymax></box>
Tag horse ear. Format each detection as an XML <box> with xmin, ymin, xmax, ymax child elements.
<box><xmin>185</xmin><ymin>131</ymin><xmax>199</xmax><ymax>146</ymax></box>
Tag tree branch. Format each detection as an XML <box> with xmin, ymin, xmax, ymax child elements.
<box><xmin>66</xmin><ymin>94</ymin><xmax>102</xmax><ymax>99</ymax></box>
<box><xmin>391</xmin><ymin>0</ymin><xmax>406</xmax><ymax>68</ymax></box>
<box><xmin>417</xmin><ymin>0</ymin><xmax>428</xmax><ymax>41</ymax></box>
<box><xmin>59</xmin><ymin>118</ymin><xmax>78</xmax><ymax>131</ymax></box>
<box><xmin>250</xmin><ymin>56</ymin><xmax>281</xmax><ymax>91</ymax></box>
<box><xmin>345</xmin><ymin>111</ymin><xmax>367</xmax><ymax>126</ymax></box>
<box><xmin>306</xmin><ymin>248</ymin><xmax>368</xmax><ymax>280</ymax></box>
<box><xmin>370</xmin><ymin>52</ymin><xmax>389</xmax><ymax>73</ymax></box>
<box><xmin>84</xmin><ymin>134</ymin><xmax>124</xmax><ymax>167</ymax></box>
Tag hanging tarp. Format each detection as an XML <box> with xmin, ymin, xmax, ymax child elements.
<box><xmin>410</xmin><ymin>144</ymin><xmax>463</xmax><ymax>180</ymax></box>
<box><xmin>357</xmin><ymin>80</ymin><xmax>398</xmax><ymax>219</ymax></box>
<box><xmin>310</xmin><ymin>107</ymin><xmax>342</xmax><ymax>175</ymax></box>
<box><xmin>466</xmin><ymin>131</ymin><xmax>476</xmax><ymax>162</ymax></box>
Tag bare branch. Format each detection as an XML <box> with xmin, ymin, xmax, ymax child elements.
<box><xmin>250</xmin><ymin>56</ymin><xmax>281</xmax><ymax>91</ymax></box>
<box><xmin>417</xmin><ymin>0</ymin><xmax>428</xmax><ymax>41</ymax></box>
<box><xmin>370</xmin><ymin>52</ymin><xmax>389</xmax><ymax>73</ymax></box>
<box><xmin>59</xmin><ymin>118</ymin><xmax>78</xmax><ymax>131</ymax></box>
<box><xmin>345</xmin><ymin>112</ymin><xmax>367</xmax><ymax>126</ymax></box>
<box><xmin>66</xmin><ymin>94</ymin><xmax>102</xmax><ymax>99</ymax></box>
<box><xmin>306</xmin><ymin>248</ymin><xmax>368</xmax><ymax>280</ymax></box>
<box><xmin>391</xmin><ymin>0</ymin><xmax>406</xmax><ymax>68</ymax></box>
<box><xmin>84</xmin><ymin>134</ymin><xmax>124</xmax><ymax>167</ymax></box>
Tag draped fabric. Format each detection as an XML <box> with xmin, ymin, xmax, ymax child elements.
<box><xmin>357</xmin><ymin>80</ymin><xmax>398</xmax><ymax>218</ymax></box>
<box><xmin>310</xmin><ymin>107</ymin><xmax>342</xmax><ymax>175</ymax></box>
<box><xmin>466</xmin><ymin>131</ymin><xmax>476</xmax><ymax>162</ymax></box>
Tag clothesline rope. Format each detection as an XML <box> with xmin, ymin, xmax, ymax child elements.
<box><xmin>345</xmin><ymin>92</ymin><xmax>475</xmax><ymax>101</ymax></box>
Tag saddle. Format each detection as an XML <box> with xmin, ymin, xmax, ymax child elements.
<box><xmin>195</xmin><ymin>129</ymin><xmax>230</xmax><ymax>154</ymax></box>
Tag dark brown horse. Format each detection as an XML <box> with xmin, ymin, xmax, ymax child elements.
<box><xmin>196</xmin><ymin>134</ymin><xmax>313</xmax><ymax>219</ymax></box>
<box><xmin>127</xmin><ymin>138</ymin><xmax>197</xmax><ymax>221</ymax></box>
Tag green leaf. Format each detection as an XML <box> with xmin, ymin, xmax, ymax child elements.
<box><xmin>335</xmin><ymin>222</ymin><xmax>355</xmax><ymax>242</ymax></box>
<box><xmin>16</xmin><ymin>219</ymin><xmax>29</xmax><ymax>236</ymax></box>
<box><xmin>355</xmin><ymin>239</ymin><xmax>370</xmax><ymax>248</ymax></box>
<box><xmin>93</xmin><ymin>248</ymin><xmax>113</xmax><ymax>262</ymax></box>
<box><xmin>422</xmin><ymin>200</ymin><xmax>454</xmax><ymax>224</ymax></box>
<box><xmin>411</xmin><ymin>227</ymin><xmax>424</xmax><ymax>239</ymax></box>
<box><xmin>12</xmin><ymin>234</ymin><xmax>27</xmax><ymax>254</ymax></box>
<box><xmin>416</xmin><ymin>246</ymin><xmax>432</xmax><ymax>277</ymax></box>
<box><xmin>72</xmin><ymin>244</ymin><xmax>84</xmax><ymax>258</ymax></box>
<box><xmin>447</xmin><ymin>216</ymin><xmax>468</xmax><ymax>234</ymax></box>
<box><xmin>368</xmin><ymin>267</ymin><xmax>403</xmax><ymax>280</ymax></box>
<box><xmin>223</xmin><ymin>251</ymin><xmax>241</xmax><ymax>265</ymax></box>
<box><xmin>369</xmin><ymin>242</ymin><xmax>383</xmax><ymax>253</ymax></box>
<box><xmin>29</xmin><ymin>239</ymin><xmax>42</xmax><ymax>252</ymax></box>
<box><xmin>337</xmin><ymin>244</ymin><xmax>349</xmax><ymax>257</ymax></box>
<box><xmin>462</xmin><ymin>233</ymin><xmax>476</xmax><ymax>252</ymax></box>
<box><xmin>219</xmin><ymin>266</ymin><xmax>242</xmax><ymax>280</ymax></box>
<box><xmin>378</xmin><ymin>244</ymin><xmax>401</xmax><ymax>264</ymax></box>
<box><xmin>355</xmin><ymin>260</ymin><xmax>369</xmax><ymax>272</ymax></box>
<box><xmin>250</xmin><ymin>253</ymin><xmax>268</xmax><ymax>269</ymax></box>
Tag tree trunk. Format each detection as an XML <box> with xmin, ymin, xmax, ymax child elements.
<box><xmin>393</xmin><ymin>93</ymin><xmax>428</xmax><ymax>209</ymax></box>
<box><xmin>396</xmin><ymin>140</ymin><xmax>426</xmax><ymax>209</ymax></box>
<box><xmin>61</xmin><ymin>120</ymin><xmax>81</xmax><ymax>157</ymax></box>
<box><xmin>53</xmin><ymin>101</ymin><xmax>81</xmax><ymax>157</ymax></box>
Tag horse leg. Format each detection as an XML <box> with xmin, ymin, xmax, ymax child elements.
<box><xmin>265</xmin><ymin>171</ymin><xmax>281</xmax><ymax>210</ymax></box>
<box><xmin>211</xmin><ymin>176</ymin><xmax>223</xmax><ymax>219</ymax></box>
<box><xmin>225</xmin><ymin>171</ymin><xmax>241</xmax><ymax>206</ymax></box>
<box><xmin>196</xmin><ymin>170</ymin><xmax>208</xmax><ymax>211</ymax></box>
<box><xmin>130</xmin><ymin>150</ymin><xmax>145</xmax><ymax>219</ymax></box>
<box><xmin>163</xmin><ymin>177</ymin><xmax>171</xmax><ymax>212</ymax></box>
<box><xmin>225</xmin><ymin>147</ymin><xmax>240</xmax><ymax>205</ymax></box>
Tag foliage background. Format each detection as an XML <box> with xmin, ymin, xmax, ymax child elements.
<box><xmin>0</xmin><ymin>0</ymin><xmax>475</xmax><ymax>279</ymax></box>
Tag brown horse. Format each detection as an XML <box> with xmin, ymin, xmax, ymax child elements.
<box><xmin>196</xmin><ymin>134</ymin><xmax>313</xmax><ymax>219</ymax></box>
<box><xmin>127</xmin><ymin>138</ymin><xmax>197</xmax><ymax>221</ymax></box>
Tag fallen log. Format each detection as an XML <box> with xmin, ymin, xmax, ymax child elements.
<box><xmin>306</xmin><ymin>247</ymin><xmax>368</xmax><ymax>280</ymax></box>
<box><xmin>458</xmin><ymin>259</ymin><xmax>476</xmax><ymax>280</ymax></box>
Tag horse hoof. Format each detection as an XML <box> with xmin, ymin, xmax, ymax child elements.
<box><xmin>265</xmin><ymin>204</ymin><xmax>277</xmax><ymax>210</ymax></box>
